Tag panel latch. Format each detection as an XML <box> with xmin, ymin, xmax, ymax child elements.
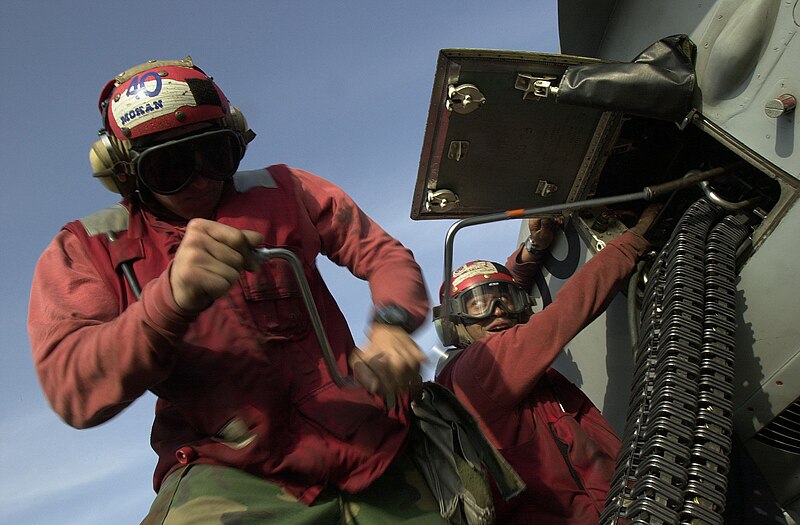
<box><xmin>446</xmin><ymin>84</ymin><xmax>486</xmax><ymax>114</ymax></box>
<box><xmin>426</xmin><ymin>189</ymin><xmax>460</xmax><ymax>212</ymax></box>
<box><xmin>535</xmin><ymin>179</ymin><xmax>558</xmax><ymax>197</ymax></box>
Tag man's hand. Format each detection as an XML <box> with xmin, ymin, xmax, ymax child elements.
<box><xmin>520</xmin><ymin>215</ymin><xmax>564</xmax><ymax>262</ymax></box>
<box><xmin>349</xmin><ymin>324</ymin><xmax>426</xmax><ymax>405</ymax></box>
<box><xmin>527</xmin><ymin>215</ymin><xmax>564</xmax><ymax>250</ymax></box>
<box><xmin>170</xmin><ymin>218</ymin><xmax>264</xmax><ymax>313</ymax></box>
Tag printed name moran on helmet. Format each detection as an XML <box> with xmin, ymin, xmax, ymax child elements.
<box><xmin>119</xmin><ymin>100</ymin><xmax>165</xmax><ymax>126</ymax></box>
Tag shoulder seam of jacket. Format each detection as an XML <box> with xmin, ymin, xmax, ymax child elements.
<box><xmin>78</xmin><ymin>204</ymin><xmax>130</xmax><ymax>237</ymax></box>
<box><xmin>233</xmin><ymin>169</ymin><xmax>277</xmax><ymax>192</ymax></box>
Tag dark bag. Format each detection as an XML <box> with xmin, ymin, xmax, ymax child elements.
<box><xmin>556</xmin><ymin>34</ymin><xmax>698</xmax><ymax>122</ymax></box>
<box><xmin>408</xmin><ymin>382</ymin><xmax>526</xmax><ymax>525</ymax></box>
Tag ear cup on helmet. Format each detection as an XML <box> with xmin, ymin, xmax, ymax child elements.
<box><xmin>453</xmin><ymin>323</ymin><xmax>475</xmax><ymax>348</ymax></box>
<box><xmin>433</xmin><ymin>305</ymin><xmax>467</xmax><ymax>348</ymax></box>
<box><xmin>89</xmin><ymin>133</ymin><xmax>137</xmax><ymax>196</ymax></box>
<box><xmin>225</xmin><ymin>106</ymin><xmax>247</xmax><ymax>134</ymax></box>
<box><xmin>225</xmin><ymin>105</ymin><xmax>256</xmax><ymax>145</ymax></box>
<box><xmin>432</xmin><ymin>305</ymin><xmax>447</xmax><ymax>342</ymax></box>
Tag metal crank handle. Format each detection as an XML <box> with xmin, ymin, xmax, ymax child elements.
<box><xmin>252</xmin><ymin>247</ymin><xmax>354</xmax><ymax>388</ymax></box>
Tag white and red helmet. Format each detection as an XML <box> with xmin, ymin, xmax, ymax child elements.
<box><xmin>434</xmin><ymin>260</ymin><xmax>533</xmax><ymax>347</ymax></box>
<box><xmin>449</xmin><ymin>260</ymin><xmax>519</xmax><ymax>295</ymax></box>
<box><xmin>90</xmin><ymin>57</ymin><xmax>253</xmax><ymax>196</ymax></box>
<box><xmin>99</xmin><ymin>57</ymin><xmax>232</xmax><ymax>141</ymax></box>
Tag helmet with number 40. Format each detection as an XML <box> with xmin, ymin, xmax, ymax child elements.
<box><xmin>89</xmin><ymin>56</ymin><xmax>253</xmax><ymax>196</ymax></box>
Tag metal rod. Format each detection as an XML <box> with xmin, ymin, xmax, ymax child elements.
<box><xmin>253</xmin><ymin>247</ymin><xmax>351</xmax><ymax>387</ymax></box>
<box><xmin>699</xmin><ymin>179</ymin><xmax>762</xmax><ymax>211</ymax></box>
<box><xmin>439</xmin><ymin>166</ymin><xmax>734</xmax><ymax>347</ymax></box>
<box><xmin>106</xmin><ymin>231</ymin><xmax>142</xmax><ymax>300</ymax></box>
<box><xmin>643</xmin><ymin>164</ymin><xmax>734</xmax><ymax>199</ymax></box>
<box><xmin>100</xmin><ymin>238</ymin><xmax>351</xmax><ymax>386</ymax></box>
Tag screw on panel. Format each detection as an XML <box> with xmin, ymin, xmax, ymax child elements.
<box><xmin>764</xmin><ymin>94</ymin><xmax>796</xmax><ymax>118</ymax></box>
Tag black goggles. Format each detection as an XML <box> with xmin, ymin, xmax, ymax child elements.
<box><xmin>130</xmin><ymin>129</ymin><xmax>245</xmax><ymax>195</ymax></box>
<box><xmin>451</xmin><ymin>281</ymin><xmax>531</xmax><ymax>322</ymax></box>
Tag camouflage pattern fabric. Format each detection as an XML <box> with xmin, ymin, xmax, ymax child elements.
<box><xmin>140</xmin><ymin>452</ymin><xmax>447</xmax><ymax>524</ymax></box>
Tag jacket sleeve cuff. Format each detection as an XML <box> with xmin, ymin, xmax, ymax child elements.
<box><xmin>139</xmin><ymin>263</ymin><xmax>197</xmax><ymax>343</ymax></box>
<box><xmin>505</xmin><ymin>245</ymin><xmax>544</xmax><ymax>290</ymax></box>
<box><xmin>617</xmin><ymin>230</ymin><xmax>651</xmax><ymax>258</ymax></box>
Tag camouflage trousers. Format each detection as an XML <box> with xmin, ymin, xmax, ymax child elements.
<box><xmin>139</xmin><ymin>452</ymin><xmax>447</xmax><ymax>524</ymax></box>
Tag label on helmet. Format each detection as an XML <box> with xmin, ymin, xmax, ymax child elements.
<box><xmin>452</xmin><ymin>261</ymin><xmax>500</xmax><ymax>291</ymax></box>
<box><xmin>110</xmin><ymin>75</ymin><xmax>198</xmax><ymax>130</ymax></box>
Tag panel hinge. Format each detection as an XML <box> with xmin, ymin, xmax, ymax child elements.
<box><xmin>515</xmin><ymin>74</ymin><xmax>559</xmax><ymax>100</ymax></box>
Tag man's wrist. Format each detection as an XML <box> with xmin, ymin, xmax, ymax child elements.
<box><xmin>372</xmin><ymin>304</ymin><xmax>413</xmax><ymax>333</ymax></box>
<box><xmin>523</xmin><ymin>235</ymin><xmax>548</xmax><ymax>257</ymax></box>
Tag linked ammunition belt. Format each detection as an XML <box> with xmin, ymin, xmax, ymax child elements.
<box><xmin>602</xmin><ymin>198</ymin><xmax>751</xmax><ymax>525</ymax></box>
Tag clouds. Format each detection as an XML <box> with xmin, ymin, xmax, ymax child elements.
<box><xmin>0</xmin><ymin>397</ymin><xmax>157</xmax><ymax>524</ymax></box>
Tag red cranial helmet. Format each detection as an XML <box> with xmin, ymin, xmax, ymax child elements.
<box><xmin>434</xmin><ymin>260</ymin><xmax>533</xmax><ymax>349</ymax></box>
<box><xmin>449</xmin><ymin>260</ymin><xmax>518</xmax><ymax>296</ymax></box>
<box><xmin>99</xmin><ymin>57</ymin><xmax>230</xmax><ymax>141</ymax></box>
<box><xmin>89</xmin><ymin>57</ymin><xmax>253</xmax><ymax>196</ymax></box>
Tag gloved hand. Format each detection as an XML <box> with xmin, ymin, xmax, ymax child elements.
<box><xmin>527</xmin><ymin>215</ymin><xmax>564</xmax><ymax>251</ymax></box>
<box><xmin>170</xmin><ymin>218</ymin><xmax>264</xmax><ymax>313</ymax></box>
<box><xmin>520</xmin><ymin>216</ymin><xmax>564</xmax><ymax>263</ymax></box>
<box><xmin>349</xmin><ymin>324</ymin><xmax>426</xmax><ymax>408</ymax></box>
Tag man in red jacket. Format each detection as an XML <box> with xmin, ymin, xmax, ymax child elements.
<box><xmin>28</xmin><ymin>57</ymin><xmax>445</xmax><ymax>524</ymax></box>
<box><xmin>435</xmin><ymin>209</ymin><xmax>659</xmax><ymax>524</ymax></box>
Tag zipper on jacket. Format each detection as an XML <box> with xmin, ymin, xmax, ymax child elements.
<box><xmin>547</xmin><ymin>422</ymin><xmax>586</xmax><ymax>492</ymax></box>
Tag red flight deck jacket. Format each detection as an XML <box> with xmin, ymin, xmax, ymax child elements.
<box><xmin>437</xmin><ymin>231</ymin><xmax>649</xmax><ymax>524</ymax></box>
<box><xmin>28</xmin><ymin>165</ymin><xmax>429</xmax><ymax>504</ymax></box>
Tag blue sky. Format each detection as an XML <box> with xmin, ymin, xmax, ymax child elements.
<box><xmin>0</xmin><ymin>2</ymin><xmax>558</xmax><ymax>523</ymax></box>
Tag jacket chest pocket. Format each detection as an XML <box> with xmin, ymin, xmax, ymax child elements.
<box><xmin>239</xmin><ymin>252</ymin><xmax>311</xmax><ymax>341</ymax></box>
